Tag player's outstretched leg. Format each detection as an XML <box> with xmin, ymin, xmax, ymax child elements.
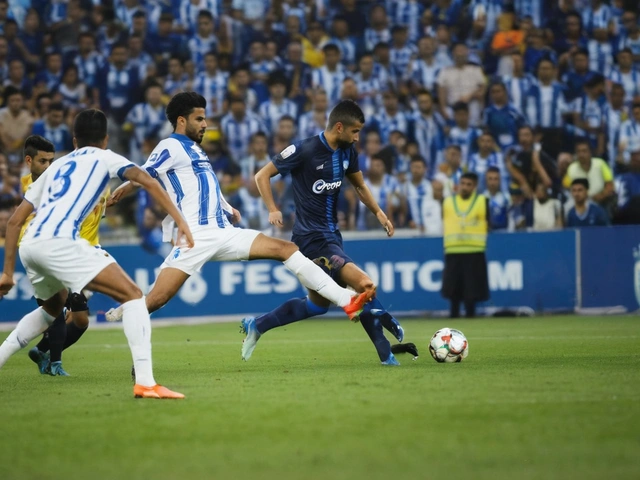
<box><xmin>49</xmin><ymin>292</ymin><xmax>90</xmax><ymax>376</ymax></box>
<box><xmin>0</xmin><ymin>293</ymin><xmax>65</xmax><ymax>369</ymax></box>
<box><xmin>363</xmin><ymin>297</ymin><xmax>404</xmax><ymax>343</ymax></box>
<box><xmin>241</xmin><ymin>297</ymin><xmax>329</xmax><ymax>361</ymax></box>
<box><xmin>45</xmin><ymin>313</ymin><xmax>68</xmax><ymax>376</ymax></box>
<box><xmin>28</xmin><ymin>310</ymin><xmax>65</xmax><ymax>374</ymax></box>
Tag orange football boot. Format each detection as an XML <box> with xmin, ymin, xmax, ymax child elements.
<box><xmin>133</xmin><ymin>384</ymin><xmax>185</xmax><ymax>399</ymax></box>
<box><xmin>343</xmin><ymin>287</ymin><xmax>376</xmax><ymax>322</ymax></box>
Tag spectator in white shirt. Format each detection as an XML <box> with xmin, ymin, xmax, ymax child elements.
<box><xmin>532</xmin><ymin>182</ymin><xmax>563</xmax><ymax>231</ymax></box>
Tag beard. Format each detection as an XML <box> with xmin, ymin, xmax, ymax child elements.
<box><xmin>336</xmin><ymin>138</ymin><xmax>354</xmax><ymax>150</ymax></box>
<box><xmin>186</xmin><ymin>124</ymin><xmax>205</xmax><ymax>144</ymax></box>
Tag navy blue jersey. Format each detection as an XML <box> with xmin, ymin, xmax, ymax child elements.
<box><xmin>273</xmin><ymin>132</ymin><xmax>359</xmax><ymax>236</ymax></box>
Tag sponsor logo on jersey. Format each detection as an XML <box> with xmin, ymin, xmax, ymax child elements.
<box><xmin>312</xmin><ymin>179</ymin><xmax>342</xmax><ymax>194</ymax></box>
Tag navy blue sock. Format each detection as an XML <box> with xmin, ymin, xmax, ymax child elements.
<box><xmin>364</xmin><ymin>298</ymin><xmax>402</xmax><ymax>339</ymax></box>
<box><xmin>359</xmin><ymin>313</ymin><xmax>391</xmax><ymax>362</ymax></box>
<box><xmin>255</xmin><ymin>297</ymin><xmax>328</xmax><ymax>334</ymax></box>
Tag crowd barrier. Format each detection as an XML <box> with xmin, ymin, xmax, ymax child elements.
<box><xmin>1</xmin><ymin>226</ymin><xmax>638</xmax><ymax>322</ymax></box>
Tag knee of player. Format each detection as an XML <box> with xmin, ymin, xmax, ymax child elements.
<box><xmin>281</xmin><ymin>241</ymin><xmax>299</xmax><ymax>261</ymax></box>
<box><xmin>71</xmin><ymin>311</ymin><xmax>90</xmax><ymax>329</ymax></box>
<box><xmin>145</xmin><ymin>290</ymin><xmax>170</xmax><ymax>313</ymax></box>
<box><xmin>121</xmin><ymin>285</ymin><xmax>144</xmax><ymax>303</ymax></box>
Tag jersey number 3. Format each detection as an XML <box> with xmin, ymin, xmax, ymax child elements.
<box><xmin>48</xmin><ymin>161</ymin><xmax>77</xmax><ymax>202</ymax></box>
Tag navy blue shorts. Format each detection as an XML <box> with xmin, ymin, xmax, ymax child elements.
<box><xmin>292</xmin><ymin>231</ymin><xmax>353</xmax><ymax>282</ymax></box>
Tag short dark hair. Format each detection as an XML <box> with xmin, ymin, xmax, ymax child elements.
<box><xmin>453</xmin><ymin>101</ymin><xmax>469</xmax><ymax>112</ymax></box>
<box><xmin>574</xmin><ymin>138</ymin><xmax>592</xmax><ymax>150</ymax></box>
<box><xmin>73</xmin><ymin>109</ymin><xmax>108</xmax><ymax>148</ymax></box>
<box><xmin>322</xmin><ymin>43</ymin><xmax>340</xmax><ymax>54</ymax></box>
<box><xmin>487</xmin><ymin>166</ymin><xmax>501</xmax><ymax>175</ymax></box>
<box><xmin>267</xmin><ymin>71</ymin><xmax>288</xmax><ymax>87</ymax></box>
<box><xmin>327</xmin><ymin>100</ymin><xmax>365</xmax><ymax>129</ymax></box>
<box><xmin>24</xmin><ymin>135</ymin><xmax>54</xmax><ymax>159</ymax></box>
<box><xmin>461</xmin><ymin>172</ymin><xmax>479</xmax><ymax>183</ymax></box>
<box><xmin>571</xmin><ymin>178</ymin><xmax>589</xmax><ymax>190</ymax></box>
<box><xmin>49</xmin><ymin>102</ymin><xmax>64</xmax><ymax>112</ymax></box>
<box><xmin>3</xmin><ymin>85</ymin><xmax>21</xmax><ymax>103</ymax></box>
<box><xmin>166</xmin><ymin>92</ymin><xmax>207</xmax><ymax>129</ymax></box>
<box><xmin>278</xmin><ymin>114</ymin><xmax>295</xmax><ymax>124</ymax></box>
<box><xmin>197</xmin><ymin>10</ymin><xmax>214</xmax><ymax>21</ymax></box>
<box><xmin>410</xmin><ymin>155</ymin><xmax>426</xmax><ymax>165</ymax></box>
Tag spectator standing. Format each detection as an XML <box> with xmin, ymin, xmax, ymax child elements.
<box><xmin>437</xmin><ymin>43</ymin><xmax>487</xmax><ymax>126</ymax></box>
<box><xmin>364</xmin><ymin>4</ymin><xmax>391</xmax><ymax>52</ymax></box>
<box><xmin>311</xmin><ymin>43</ymin><xmax>350</xmax><ymax>107</ymax></box>
<box><xmin>412</xmin><ymin>89</ymin><xmax>446</xmax><ymax>174</ymax></box>
<box><xmin>468</xmin><ymin>132</ymin><xmax>508</xmax><ymax>193</ymax></box>
<box><xmin>608</xmin><ymin>48</ymin><xmax>640</xmax><ymax>106</ymax></box>
<box><xmin>501</xmin><ymin>52</ymin><xmax>536</xmax><ymax>115</ymax></box>
<box><xmin>398</xmin><ymin>155</ymin><xmax>432</xmax><ymax>230</ymax></box>
<box><xmin>193</xmin><ymin>51</ymin><xmax>228</xmax><ymax>119</ymax></box>
<box><xmin>484</xmin><ymin>166</ymin><xmax>510</xmax><ymax>231</ymax></box>
<box><xmin>123</xmin><ymin>83</ymin><xmax>166</xmax><ymax>165</ymax></box>
<box><xmin>187</xmin><ymin>10</ymin><xmax>218</xmax><ymax>69</ymax></box>
<box><xmin>297</xmin><ymin>89</ymin><xmax>328</xmax><ymax>140</ymax></box>
<box><xmin>420</xmin><ymin>178</ymin><xmax>443</xmax><ymax>236</ymax></box>
<box><xmin>505</xmin><ymin>126</ymin><xmax>553</xmax><ymax>199</ymax></box>
<box><xmin>483</xmin><ymin>81</ymin><xmax>526</xmax><ymax>152</ymax></box>
<box><xmin>368</xmin><ymin>90</ymin><xmax>410</xmax><ymax>144</ymax></box>
<box><xmin>31</xmin><ymin>102</ymin><xmax>72</xmax><ymax>157</ymax></box>
<box><xmin>220</xmin><ymin>94</ymin><xmax>266</xmax><ymax>162</ymax></box>
<box><xmin>532</xmin><ymin>182</ymin><xmax>563</xmax><ymax>231</ymax></box>
<box><xmin>258</xmin><ymin>73</ymin><xmax>298</xmax><ymax>135</ymax></box>
<box><xmin>435</xmin><ymin>144</ymin><xmax>464</xmax><ymax>198</ymax></box>
<box><xmin>0</xmin><ymin>86</ymin><xmax>33</xmax><ymax>162</ymax></box>
<box><xmin>618</xmin><ymin>101</ymin><xmax>640</xmax><ymax>167</ymax></box>
<box><xmin>565</xmin><ymin>139</ymin><xmax>615</xmax><ymax>211</ymax></box>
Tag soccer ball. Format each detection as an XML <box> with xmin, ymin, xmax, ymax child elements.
<box><xmin>429</xmin><ymin>328</ymin><xmax>469</xmax><ymax>363</ymax></box>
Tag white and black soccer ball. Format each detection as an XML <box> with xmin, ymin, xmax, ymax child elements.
<box><xmin>429</xmin><ymin>328</ymin><xmax>469</xmax><ymax>363</ymax></box>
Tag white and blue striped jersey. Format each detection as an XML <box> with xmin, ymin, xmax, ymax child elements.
<box><xmin>370</xmin><ymin>110</ymin><xmax>411</xmax><ymax>144</ymax></box>
<box><xmin>387</xmin><ymin>0</ymin><xmax>424</xmax><ymax>42</ymax></box>
<box><xmin>390</xmin><ymin>43</ymin><xmax>418</xmax><ymax>80</ymax></box>
<box><xmin>572</xmin><ymin>94</ymin><xmax>606</xmax><ymax>141</ymax></box>
<box><xmin>192</xmin><ymin>71</ymin><xmax>228</xmax><ymax>117</ymax></box>
<box><xmin>220</xmin><ymin>112</ymin><xmax>266</xmax><ymax>162</ymax></box>
<box><xmin>297</xmin><ymin>110</ymin><xmax>327</xmax><ymax>140</ymax></box>
<box><xmin>125</xmin><ymin>102</ymin><xmax>166</xmax><ymax>165</ymax></box>
<box><xmin>446</xmin><ymin>126</ymin><xmax>482</xmax><ymax>166</ymax></box>
<box><xmin>408</xmin><ymin>59</ymin><xmax>442</xmax><ymax>91</ymax></box>
<box><xmin>258</xmin><ymin>99</ymin><xmax>298</xmax><ymax>135</ymax></box>
<box><xmin>513</xmin><ymin>0</ymin><xmax>545</xmax><ymax>27</ymax></box>
<box><xmin>56</xmin><ymin>83</ymin><xmax>86</xmax><ymax>111</ymax></box>
<box><xmin>22</xmin><ymin>147</ymin><xmax>134</xmax><ymax>243</ymax></box>
<box><xmin>311</xmin><ymin>65</ymin><xmax>350</xmax><ymax>106</ymax></box>
<box><xmin>603</xmin><ymin>104</ymin><xmax>625</xmax><ymax>167</ymax></box>
<box><xmin>177</xmin><ymin>0</ymin><xmax>220</xmax><ymax>33</ymax></box>
<box><xmin>352</xmin><ymin>73</ymin><xmax>383</xmax><ymax>118</ymax></box>
<box><xmin>330</xmin><ymin>37</ymin><xmax>357</xmax><ymax>66</ymax></box>
<box><xmin>587</xmin><ymin>40</ymin><xmax>614</xmax><ymax>77</ymax></box>
<box><xmin>187</xmin><ymin>34</ymin><xmax>218</xmax><ymax>69</ymax></box>
<box><xmin>608</xmin><ymin>67</ymin><xmax>640</xmax><ymax>105</ymax></box>
<box><xmin>412</xmin><ymin>112</ymin><xmax>446</xmax><ymax>173</ymax></box>
<box><xmin>399</xmin><ymin>178</ymin><xmax>433</xmax><ymax>227</ymax></box>
<box><xmin>164</xmin><ymin>74</ymin><xmax>189</xmax><ymax>96</ymax></box>
<box><xmin>357</xmin><ymin>174</ymin><xmax>399</xmax><ymax>230</ymax></box>
<box><xmin>618</xmin><ymin>34</ymin><xmax>640</xmax><ymax>65</ymax></box>
<box><xmin>364</xmin><ymin>28</ymin><xmax>391</xmax><ymax>52</ymax></box>
<box><xmin>619</xmin><ymin>119</ymin><xmax>640</xmax><ymax>163</ymax></box>
<box><xmin>74</xmin><ymin>52</ymin><xmax>104</xmax><ymax>89</ymax></box>
<box><xmin>582</xmin><ymin>3</ymin><xmax>612</xmax><ymax>33</ymax></box>
<box><xmin>467</xmin><ymin>152</ymin><xmax>508</xmax><ymax>192</ymax></box>
<box><xmin>526</xmin><ymin>83</ymin><xmax>568</xmax><ymax>128</ymax></box>
<box><xmin>144</xmin><ymin>133</ymin><xmax>231</xmax><ymax>236</ymax></box>
<box><xmin>471</xmin><ymin>0</ymin><xmax>503</xmax><ymax>36</ymax></box>
<box><xmin>501</xmin><ymin>74</ymin><xmax>535</xmax><ymax>115</ymax></box>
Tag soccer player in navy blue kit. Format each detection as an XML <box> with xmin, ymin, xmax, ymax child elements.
<box><xmin>244</xmin><ymin>100</ymin><xmax>406</xmax><ymax>365</ymax></box>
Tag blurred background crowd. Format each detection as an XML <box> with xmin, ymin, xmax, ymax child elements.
<box><xmin>0</xmin><ymin>0</ymin><xmax>640</xmax><ymax>255</ymax></box>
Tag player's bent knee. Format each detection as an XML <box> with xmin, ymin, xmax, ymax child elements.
<box><xmin>72</xmin><ymin>312</ymin><xmax>90</xmax><ymax>329</ymax></box>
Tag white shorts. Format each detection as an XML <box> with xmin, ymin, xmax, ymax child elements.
<box><xmin>161</xmin><ymin>227</ymin><xmax>261</xmax><ymax>276</ymax></box>
<box><xmin>20</xmin><ymin>238</ymin><xmax>116</xmax><ymax>300</ymax></box>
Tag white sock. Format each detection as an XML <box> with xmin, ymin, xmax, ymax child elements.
<box><xmin>0</xmin><ymin>307</ymin><xmax>54</xmax><ymax>368</ymax></box>
<box><xmin>283</xmin><ymin>251</ymin><xmax>353</xmax><ymax>307</ymax></box>
<box><xmin>122</xmin><ymin>297</ymin><xmax>156</xmax><ymax>387</ymax></box>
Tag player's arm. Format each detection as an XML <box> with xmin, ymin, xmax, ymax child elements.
<box><xmin>123</xmin><ymin>167</ymin><xmax>194</xmax><ymax>248</ymax></box>
<box><xmin>346</xmin><ymin>171</ymin><xmax>394</xmax><ymax>237</ymax></box>
<box><xmin>106</xmin><ymin>180</ymin><xmax>139</xmax><ymax>207</ymax></box>
<box><xmin>255</xmin><ymin>161</ymin><xmax>284</xmax><ymax>227</ymax></box>
<box><xmin>0</xmin><ymin>200</ymin><xmax>34</xmax><ymax>295</ymax></box>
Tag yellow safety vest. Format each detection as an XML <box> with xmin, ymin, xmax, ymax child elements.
<box><xmin>443</xmin><ymin>192</ymin><xmax>488</xmax><ymax>254</ymax></box>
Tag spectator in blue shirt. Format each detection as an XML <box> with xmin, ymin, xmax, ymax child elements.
<box><xmin>483</xmin><ymin>81</ymin><xmax>526</xmax><ymax>152</ymax></box>
<box><xmin>561</xmin><ymin>48</ymin><xmax>597</xmax><ymax>102</ymax></box>
<box><xmin>31</xmin><ymin>101</ymin><xmax>73</xmax><ymax>156</ymax></box>
<box><xmin>484</xmin><ymin>166</ymin><xmax>510</xmax><ymax>231</ymax></box>
<box><xmin>565</xmin><ymin>178</ymin><xmax>610</xmax><ymax>227</ymax></box>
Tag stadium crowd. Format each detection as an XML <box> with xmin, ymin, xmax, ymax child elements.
<box><xmin>1</xmin><ymin>0</ymin><xmax>640</xmax><ymax>252</ymax></box>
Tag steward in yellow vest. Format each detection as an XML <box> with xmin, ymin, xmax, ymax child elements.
<box><xmin>441</xmin><ymin>172</ymin><xmax>490</xmax><ymax>318</ymax></box>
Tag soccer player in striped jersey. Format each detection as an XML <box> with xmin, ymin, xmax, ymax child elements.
<box><xmin>0</xmin><ymin>109</ymin><xmax>193</xmax><ymax>399</ymax></box>
<box><xmin>18</xmin><ymin>135</ymin><xmax>109</xmax><ymax>376</ymax></box>
<box><xmin>105</xmin><ymin>93</ymin><xmax>371</xmax><ymax>336</ymax></box>
<box><xmin>251</xmin><ymin>100</ymin><xmax>406</xmax><ymax>365</ymax></box>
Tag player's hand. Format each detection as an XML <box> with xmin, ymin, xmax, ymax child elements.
<box><xmin>175</xmin><ymin>221</ymin><xmax>195</xmax><ymax>248</ymax></box>
<box><xmin>0</xmin><ymin>272</ymin><xmax>15</xmax><ymax>297</ymax></box>
<box><xmin>230</xmin><ymin>208</ymin><xmax>242</xmax><ymax>224</ymax></box>
<box><xmin>377</xmin><ymin>211</ymin><xmax>394</xmax><ymax>237</ymax></box>
<box><xmin>107</xmin><ymin>188</ymin><xmax>126</xmax><ymax>207</ymax></box>
<box><xmin>269</xmin><ymin>210</ymin><xmax>284</xmax><ymax>228</ymax></box>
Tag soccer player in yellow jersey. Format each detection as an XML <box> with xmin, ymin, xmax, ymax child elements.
<box><xmin>20</xmin><ymin>135</ymin><xmax>109</xmax><ymax>376</ymax></box>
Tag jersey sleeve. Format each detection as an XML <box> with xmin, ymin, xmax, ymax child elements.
<box><xmin>23</xmin><ymin>173</ymin><xmax>47</xmax><ymax>207</ymax></box>
<box><xmin>272</xmin><ymin>142</ymin><xmax>304</xmax><ymax>177</ymax></box>
<box><xmin>142</xmin><ymin>143</ymin><xmax>176</xmax><ymax>178</ymax></box>
<box><xmin>345</xmin><ymin>146</ymin><xmax>360</xmax><ymax>175</ymax></box>
<box><xmin>104</xmin><ymin>150</ymin><xmax>137</xmax><ymax>180</ymax></box>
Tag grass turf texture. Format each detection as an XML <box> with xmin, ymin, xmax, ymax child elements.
<box><xmin>1</xmin><ymin>316</ymin><xmax>639</xmax><ymax>480</ymax></box>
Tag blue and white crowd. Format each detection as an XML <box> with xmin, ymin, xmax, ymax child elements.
<box><xmin>1</xmin><ymin>0</ymin><xmax>640</xmax><ymax>252</ymax></box>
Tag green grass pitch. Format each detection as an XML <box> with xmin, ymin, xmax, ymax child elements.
<box><xmin>1</xmin><ymin>316</ymin><xmax>639</xmax><ymax>480</ymax></box>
